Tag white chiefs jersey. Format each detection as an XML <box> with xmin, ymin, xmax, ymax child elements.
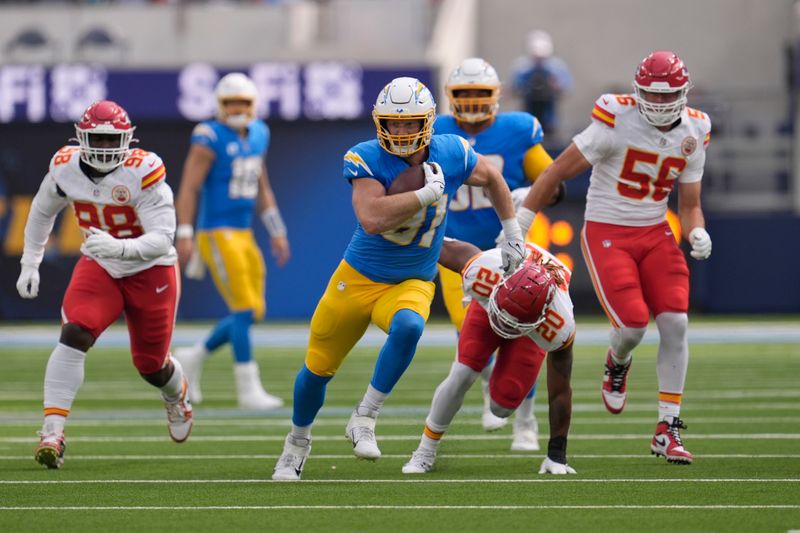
<box><xmin>38</xmin><ymin>146</ymin><xmax>177</xmax><ymax>278</ymax></box>
<box><xmin>573</xmin><ymin>94</ymin><xmax>712</xmax><ymax>226</ymax></box>
<box><xmin>461</xmin><ymin>244</ymin><xmax>575</xmax><ymax>352</ymax></box>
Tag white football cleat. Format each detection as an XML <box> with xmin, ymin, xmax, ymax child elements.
<box><xmin>234</xmin><ymin>361</ymin><xmax>284</xmax><ymax>410</ymax></box>
<box><xmin>345</xmin><ymin>406</ymin><xmax>381</xmax><ymax>460</ymax></box>
<box><xmin>273</xmin><ymin>434</ymin><xmax>311</xmax><ymax>481</ymax></box>
<box><xmin>402</xmin><ymin>448</ymin><xmax>437</xmax><ymax>474</ymax></box>
<box><xmin>481</xmin><ymin>409</ymin><xmax>508</xmax><ymax>432</ymax></box>
<box><xmin>173</xmin><ymin>345</ymin><xmax>207</xmax><ymax>404</ymax></box>
<box><xmin>163</xmin><ymin>376</ymin><xmax>193</xmax><ymax>443</ymax></box>
<box><xmin>511</xmin><ymin>416</ymin><xmax>540</xmax><ymax>451</ymax></box>
<box><xmin>602</xmin><ymin>350</ymin><xmax>631</xmax><ymax>415</ymax></box>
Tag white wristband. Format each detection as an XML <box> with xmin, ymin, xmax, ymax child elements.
<box><xmin>260</xmin><ymin>207</ymin><xmax>287</xmax><ymax>238</ymax></box>
<box><xmin>414</xmin><ymin>186</ymin><xmax>438</xmax><ymax>207</ymax></box>
<box><xmin>500</xmin><ymin>218</ymin><xmax>523</xmax><ymax>242</ymax></box>
<box><xmin>176</xmin><ymin>224</ymin><xmax>194</xmax><ymax>239</ymax></box>
<box><xmin>517</xmin><ymin>207</ymin><xmax>537</xmax><ymax>236</ymax></box>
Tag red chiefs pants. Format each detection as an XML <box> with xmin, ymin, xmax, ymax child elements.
<box><xmin>62</xmin><ymin>256</ymin><xmax>180</xmax><ymax>374</ymax></box>
<box><xmin>457</xmin><ymin>301</ymin><xmax>546</xmax><ymax>410</ymax></box>
<box><xmin>581</xmin><ymin>220</ymin><xmax>689</xmax><ymax>328</ymax></box>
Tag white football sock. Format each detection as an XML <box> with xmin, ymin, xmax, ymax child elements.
<box><xmin>426</xmin><ymin>361</ymin><xmax>480</xmax><ymax>433</ymax></box>
<box><xmin>359</xmin><ymin>384</ymin><xmax>388</xmax><ymax>413</ymax></box>
<box><xmin>43</xmin><ymin>343</ymin><xmax>86</xmax><ymax>412</ymax></box>
<box><xmin>160</xmin><ymin>357</ymin><xmax>185</xmax><ymax>400</ymax></box>
<box><xmin>655</xmin><ymin>312</ymin><xmax>689</xmax><ymax>394</ymax></box>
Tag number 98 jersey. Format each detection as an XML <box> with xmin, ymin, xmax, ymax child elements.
<box><xmin>46</xmin><ymin>145</ymin><xmax>177</xmax><ymax>278</ymax></box>
<box><xmin>461</xmin><ymin>244</ymin><xmax>575</xmax><ymax>352</ymax></box>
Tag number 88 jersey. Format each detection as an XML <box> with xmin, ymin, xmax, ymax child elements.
<box><xmin>574</xmin><ymin>93</ymin><xmax>712</xmax><ymax>227</ymax></box>
<box><xmin>461</xmin><ymin>244</ymin><xmax>575</xmax><ymax>352</ymax></box>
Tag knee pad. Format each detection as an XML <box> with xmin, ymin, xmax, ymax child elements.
<box><xmin>610</xmin><ymin>326</ymin><xmax>647</xmax><ymax>355</ymax></box>
<box><xmin>59</xmin><ymin>323</ymin><xmax>96</xmax><ymax>352</ymax></box>
<box><xmin>490</xmin><ymin>399</ymin><xmax>514</xmax><ymax>419</ymax></box>
<box><xmin>140</xmin><ymin>360</ymin><xmax>174</xmax><ymax>387</ymax></box>
<box><xmin>655</xmin><ymin>312</ymin><xmax>688</xmax><ymax>347</ymax></box>
<box><xmin>389</xmin><ymin>309</ymin><xmax>425</xmax><ymax>344</ymax></box>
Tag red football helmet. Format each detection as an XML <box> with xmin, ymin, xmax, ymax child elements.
<box><xmin>487</xmin><ymin>261</ymin><xmax>557</xmax><ymax>339</ymax></box>
<box><xmin>74</xmin><ymin>100</ymin><xmax>135</xmax><ymax>172</ymax></box>
<box><xmin>632</xmin><ymin>51</ymin><xmax>692</xmax><ymax>127</ymax></box>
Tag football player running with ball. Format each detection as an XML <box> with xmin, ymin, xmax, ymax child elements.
<box><xmin>273</xmin><ymin>77</ymin><xmax>525</xmax><ymax>481</ymax></box>
<box><xmin>404</xmin><ymin>238</ymin><xmax>576</xmax><ymax>475</ymax></box>
<box><xmin>517</xmin><ymin>51</ymin><xmax>712</xmax><ymax>464</ymax></box>
<box><xmin>17</xmin><ymin>101</ymin><xmax>190</xmax><ymax>469</ymax></box>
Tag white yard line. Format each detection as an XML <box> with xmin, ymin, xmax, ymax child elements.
<box><xmin>1</xmin><ymin>505</ymin><xmax>798</xmax><ymax>510</ymax></box>
<box><xmin>1</xmin><ymin>453</ymin><xmax>799</xmax><ymax>461</ymax></box>
<box><xmin>2</xmin><ymin>433</ymin><xmax>798</xmax><ymax>444</ymax></box>
<box><xmin>0</xmin><ymin>478</ymin><xmax>798</xmax><ymax>485</ymax></box>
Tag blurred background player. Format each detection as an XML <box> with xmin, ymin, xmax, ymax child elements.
<box><xmin>272</xmin><ymin>77</ymin><xmax>525</xmax><ymax>481</ymax></box>
<box><xmin>435</xmin><ymin>57</ymin><xmax>562</xmax><ymax>450</ymax></box>
<box><xmin>404</xmin><ymin>238</ymin><xmax>576</xmax><ymax>475</ymax></box>
<box><xmin>518</xmin><ymin>51</ymin><xmax>712</xmax><ymax>465</ymax></box>
<box><xmin>16</xmin><ymin>100</ymin><xmax>191</xmax><ymax>469</ymax></box>
<box><xmin>173</xmin><ymin>72</ymin><xmax>291</xmax><ymax>410</ymax></box>
<box><xmin>510</xmin><ymin>30</ymin><xmax>574</xmax><ymax>139</ymax></box>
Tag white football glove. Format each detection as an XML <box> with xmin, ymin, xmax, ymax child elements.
<box><xmin>16</xmin><ymin>264</ymin><xmax>40</xmax><ymax>299</ymax></box>
<box><xmin>415</xmin><ymin>162</ymin><xmax>445</xmax><ymax>206</ymax></box>
<box><xmin>499</xmin><ymin>218</ymin><xmax>525</xmax><ymax>274</ymax></box>
<box><xmin>500</xmin><ymin>238</ymin><xmax>526</xmax><ymax>274</ymax></box>
<box><xmin>689</xmin><ymin>227</ymin><xmax>712</xmax><ymax>260</ymax></box>
<box><xmin>84</xmin><ymin>227</ymin><xmax>125</xmax><ymax>259</ymax></box>
<box><xmin>184</xmin><ymin>247</ymin><xmax>206</xmax><ymax>280</ymax></box>
<box><xmin>539</xmin><ymin>456</ymin><xmax>577</xmax><ymax>475</ymax></box>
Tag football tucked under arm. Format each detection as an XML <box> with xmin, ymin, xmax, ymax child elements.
<box><xmin>386</xmin><ymin>164</ymin><xmax>425</xmax><ymax>195</ymax></box>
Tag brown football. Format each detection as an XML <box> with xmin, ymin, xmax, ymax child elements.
<box><xmin>387</xmin><ymin>165</ymin><xmax>425</xmax><ymax>195</ymax></box>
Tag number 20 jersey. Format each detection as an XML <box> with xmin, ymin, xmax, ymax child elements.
<box><xmin>574</xmin><ymin>94</ymin><xmax>712</xmax><ymax>227</ymax></box>
<box><xmin>461</xmin><ymin>244</ymin><xmax>575</xmax><ymax>352</ymax></box>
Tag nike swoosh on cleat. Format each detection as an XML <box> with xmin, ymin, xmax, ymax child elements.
<box><xmin>655</xmin><ymin>436</ymin><xmax>669</xmax><ymax>448</ymax></box>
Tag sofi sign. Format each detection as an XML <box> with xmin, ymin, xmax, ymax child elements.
<box><xmin>0</xmin><ymin>62</ymin><xmax>432</xmax><ymax>122</ymax></box>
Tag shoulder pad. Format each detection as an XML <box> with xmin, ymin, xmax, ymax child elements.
<box><xmin>130</xmin><ymin>150</ymin><xmax>166</xmax><ymax>190</ymax></box>
<box><xmin>591</xmin><ymin>94</ymin><xmax>638</xmax><ymax>128</ymax></box>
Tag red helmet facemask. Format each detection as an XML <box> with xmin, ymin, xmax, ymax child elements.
<box><xmin>632</xmin><ymin>51</ymin><xmax>692</xmax><ymax>127</ymax></box>
<box><xmin>487</xmin><ymin>262</ymin><xmax>557</xmax><ymax>339</ymax></box>
<box><xmin>74</xmin><ymin>100</ymin><xmax>136</xmax><ymax>172</ymax></box>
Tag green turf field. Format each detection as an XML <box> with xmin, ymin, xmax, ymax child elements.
<box><xmin>1</xmin><ymin>324</ymin><xmax>799</xmax><ymax>532</ymax></box>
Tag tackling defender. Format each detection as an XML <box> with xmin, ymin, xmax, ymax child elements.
<box><xmin>404</xmin><ymin>238</ymin><xmax>576</xmax><ymax>474</ymax></box>
<box><xmin>435</xmin><ymin>58</ymin><xmax>565</xmax><ymax>449</ymax></box>
<box><xmin>273</xmin><ymin>77</ymin><xmax>525</xmax><ymax>481</ymax></box>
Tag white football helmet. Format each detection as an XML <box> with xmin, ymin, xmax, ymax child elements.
<box><xmin>372</xmin><ymin>77</ymin><xmax>436</xmax><ymax>156</ymax></box>
<box><xmin>446</xmin><ymin>58</ymin><xmax>501</xmax><ymax>124</ymax></box>
<box><xmin>215</xmin><ymin>72</ymin><xmax>257</xmax><ymax>129</ymax></box>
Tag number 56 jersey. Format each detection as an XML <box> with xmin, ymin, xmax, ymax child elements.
<box><xmin>574</xmin><ymin>93</ymin><xmax>712</xmax><ymax>227</ymax></box>
<box><xmin>461</xmin><ymin>244</ymin><xmax>575</xmax><ymax>352</ymax></box>
<box><xmin>42</xmin><ymin>145</ymin><xmax>177</xmax><ymax>278</ymax></box>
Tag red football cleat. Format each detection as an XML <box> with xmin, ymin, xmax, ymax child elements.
<box><xmin>651</xmin><ymin>417</ymin><xmax>693</xmax><ymax>464</ymax></box>
<box><xmin>35</xmin><ymin>431</ymin><xmax>66</xmax><ymax>469</ymax></box>
<box><xmin>601</xmin><ymin>350</ymin><xmax>631</xmax><ymax>414</ymax></box>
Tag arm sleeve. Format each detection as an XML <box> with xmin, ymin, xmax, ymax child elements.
<box><xmin>21</xmin><ymin>173</ymin><xmax>69</xmax><ymax>267</ymax></box>
<box><xmin>122</xmin><ymin>182</ymin><xmax>176</xmax><ymax>261</ymax></box>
